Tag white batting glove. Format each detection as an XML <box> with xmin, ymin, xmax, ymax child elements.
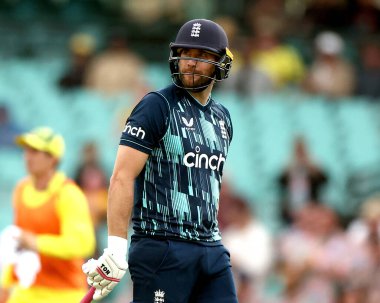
<box><xmin>82</xmin><ymin>248</ymin><xmax>128</xmax><ymax>300</ymax></box>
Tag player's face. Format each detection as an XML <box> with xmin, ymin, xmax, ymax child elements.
<box><xmin>178</xmin><ymin>48</ymin><xmax>219</xmax><ymax>88</ymax></box>
<box><xmin>24</xmin><ymin>146</ymin><xmax>56</xmax><ymax>176</ymax></box>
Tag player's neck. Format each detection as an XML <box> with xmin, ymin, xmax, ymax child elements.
<box><xmin>32</xmin><ymin>169</ymin><xmax>56</xmax><ymax>190</ymax></box>
<box><xmin>188</xmin><ymin>85</ymin><xmax>213</xmax><ymax>106</ymax></box>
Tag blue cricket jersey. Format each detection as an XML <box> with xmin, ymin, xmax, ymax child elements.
<box><xmin>120</xmin><ymin>84</ymin><xmax>233</xmax><ymax>242</ymax></box>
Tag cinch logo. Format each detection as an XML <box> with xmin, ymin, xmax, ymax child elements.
<box><xmin>123</xmin><ymin>122</ymin><xmax>146</xmax><ymax>139</ymax></box>
<box><xmin>183</xmin><ymin>146</ymin><xmax>225</xmax><ymax>172</ymax></box>
<box><xmin>191</xmin><ymin>23</ymin><xmax>201</xmax><ymax>37</ymax></box>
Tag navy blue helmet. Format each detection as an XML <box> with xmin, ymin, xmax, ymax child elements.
<box><xmin>169</xmin><ymin>19</ymin><xmax>234</xmax><ymax>90</ymax></box>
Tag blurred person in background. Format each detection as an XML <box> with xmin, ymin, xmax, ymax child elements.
<box><xmin>81</xmin><ymin>19</ymin><xmax>238</xmax><ymax>302</ymax></box>
<box><xmin>58</xmin><ymin>33</ymin><xmax>96</xmax><ymax>90</ymax></box>
<box><xmin>0</xmin><ymin>127</ymin><xmax>95</xmax><ymax>303</ymax></box>
<box><xmin>346</xmin><ymin>195</ymin><xmax>380</xmax><ymax>303</ymax></box>
<box><xmin>302</xmin><ymin>31</ymin><xmax>355</xmax><ymax>99</ymax></box>
<box><xmin>274</xmin><ymin>203</ymin><xmax>338</xmax><ymax>303</ymax></box>
<box><xmin>220</xmin><ymin>11</ymin><xmax>305</xmax><ymax>97</ymax></box>
<box><xmin>84</xmin><ymin>30</ymin><xmax>149</xmax><ymax>98</ymax></box>
<box><xmin>217</xmin><ymin>35</ymin><xmax>275</xmax><ymax>98</ymax></box>
<box><xmin>74</xmin><ymin>141</ymin><xmax>101</xmax><ymax>173</ymax></box>
<box><xmin>76</xmin><ymin>162</ymin><xmax>108</xmax><ymax>231</ymax></box>
<box><xmin>347</xmin><ymin>195</ymin><xmax>380</xmax><ymax>260</ymax></box>
<box><xmin>75</xmin><ymin>142</ymin><xmax>109</xmax><ymax>257</ymax></box>
<box><xmin>355</xmin><ymin>37</ymin><xmax>380</xmax><ymax>100</ymax></box>
<box><xmin>0</xmin><ymin>105</ymin><xmax>23</xmax><ymax>149</ymax></box>
<box><xmin>274</xmin><ymin>202</ymin><xmax>373</xmax><ymax>303</ymax></box>
<box><xmin>220</xmin><ymin>187</ymin><xmax>274</xmax><ymax>303</ymax></box>
<box><xmin>214</xmin><ymin>15</ymin><xmax>275</xmax><ymax>98</ymax></box>
<box><xmin>245</xmin><ymin>14</ymin><xmax>305</xmax><ymax>91</ymax></box>
<box><xmin>278</xmin><ymin>137</ymin><xmax>328</xmax><ymax>226</ymax></box>
<box><xmin>305</xmin><ymin>205</ymin><xmax>373</xmax><ymax>303</ymax></box>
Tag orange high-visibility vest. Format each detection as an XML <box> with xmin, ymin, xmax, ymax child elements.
<box><xmin>13</xmin><ymin>179</ymin><xmax>86</xmax><ymax>289</ymax></box>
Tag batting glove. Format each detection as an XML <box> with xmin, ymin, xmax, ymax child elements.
<box><xmin>82</xmin><ymin>248</ymin><xmax>128</xmax><ymax>300</ymax></box>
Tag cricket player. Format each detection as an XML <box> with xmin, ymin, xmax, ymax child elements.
<box><xmin>0</xmin><ymin>127</ymin><xmax>95</xmax><ymax>303</ymax></box>
<box><xmin>82</xmin><ymin>19</ymin><xmax>237</xmax><ymax>303</ymax></box>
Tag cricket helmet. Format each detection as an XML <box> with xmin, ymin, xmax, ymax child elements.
<box><xmin>169</xmin><ymin>19</ymin><xmax>233</xmax><ymax>90</ymax></box>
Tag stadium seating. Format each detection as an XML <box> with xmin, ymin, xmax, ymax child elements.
<box><xmin>1</xmin><ymin>60</ymin><xmax>380</xmax><ymax>231</ymax></box>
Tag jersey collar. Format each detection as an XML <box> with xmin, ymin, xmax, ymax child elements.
<box><xmin>184</xmin><ymin>89</ymin><xmax>213</xmax><ymax>111</ymax></box>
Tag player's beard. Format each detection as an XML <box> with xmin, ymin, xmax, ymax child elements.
<box><xmin>179</xmin><ymin>63</ymin><xmax>215</xmax><ymax>90</ymax></box>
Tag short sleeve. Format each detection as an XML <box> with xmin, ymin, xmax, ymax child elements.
<box><xmin>120</xmin><ymin>92</ymin><xmax>170</xmax><ymax>154</ymax></box>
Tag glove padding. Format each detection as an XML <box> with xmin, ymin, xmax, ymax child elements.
<box><xmin>82</xmin><ymin>248</ymin><xmax>128</xmax><ymax>300</ymax></box>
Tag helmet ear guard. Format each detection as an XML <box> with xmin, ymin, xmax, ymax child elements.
<box><xmin>214</xmin><ymin>47</ymin><xmax>234</xmax><ymax>81</ymax></box>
